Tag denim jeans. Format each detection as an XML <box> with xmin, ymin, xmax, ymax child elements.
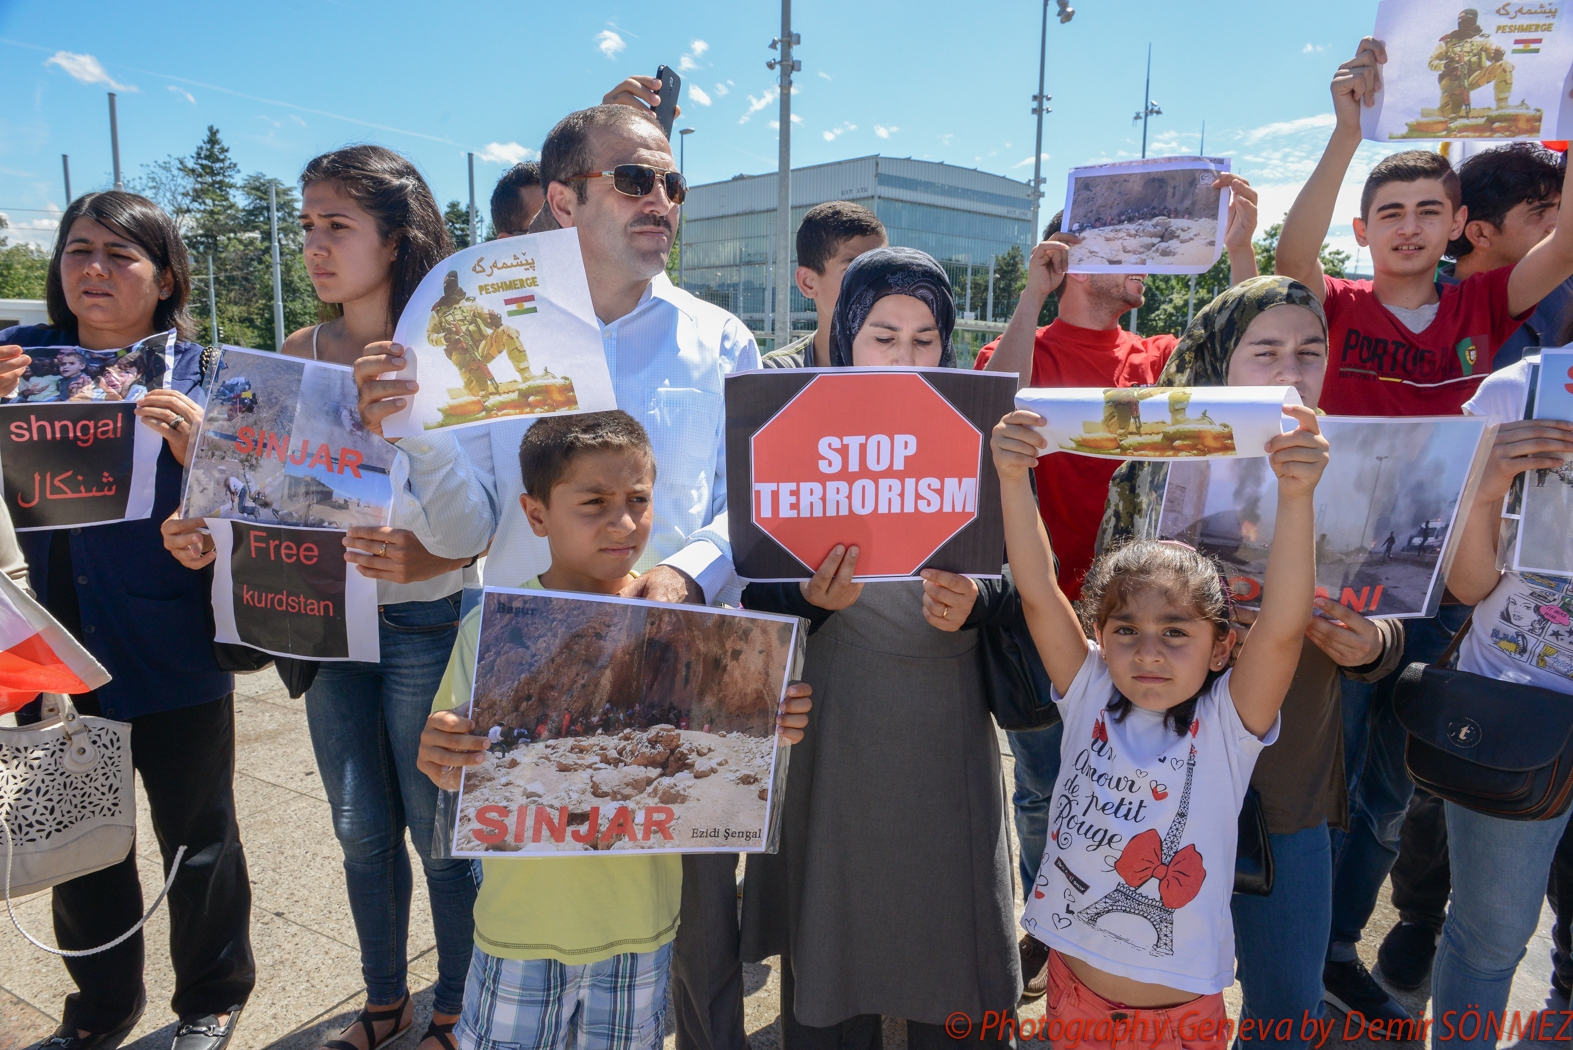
<box><xmin>1007</xmin><ymin>723</ymin><xmax>1064</xmax><ymax>901</ymax></box>
<box><xmin>1330</xmin><ymin>604</ymin><xmax>1472</xmax><ymax>948</ymax></box>
<box><xmin>304</xmin><ymin>594</ymin><xmax>477</xmax><ymax>1015</ymax></box>
<box><xmin>1431</xmin><ymin>801</ymin><xmax>1572</xmax><ymax>1048</ymax></box>
<box><xmin>1231</xmin><ymin>823</ymin><xmax>1332</xmax><ymax>1049</ymax></box>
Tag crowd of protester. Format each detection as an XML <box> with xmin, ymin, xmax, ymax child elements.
<box><xmin>6</xmin><ymin>40</ymin><xmax>1573</xmax><ymax>1050</ymax></box>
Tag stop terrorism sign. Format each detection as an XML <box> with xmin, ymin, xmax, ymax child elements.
<box><xmin>725</xmin><ymin>368</ymin><xmax>1017</xmax><ymax>581</ymax></box>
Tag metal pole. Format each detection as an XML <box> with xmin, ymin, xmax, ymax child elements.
<box><xmin>61</xmin><ymin>155</ymin><xmax>72</xmax><ymax>204</ymax></box>
<box><xmin>467</xmin><ymin>152</ymin><xmax>477</xmax><ymax>246</ymax></box>
<box><xmin>769</xmin><ymin>1</ymin><xmax>798</xmax><ymax>351</ymax></box>
<box><xmin>679</xmin><ymin>128</ymin><xmax>694</xmax><ymax>288</ymax></box>
<box><xmin>108</xmin><ymin>93</ymin><xmax>122</xmax><ymax>191</ymax></box>
<box><xmin>1030</xmin><ymin>0</ymin><xmax>1049</xmax><ymax>241</ymax></box>
<box><xmin>987</xmin><ymin>257</ymin><xmax>996</xmax><ymax>322</ymax></box>
<box><xmin>965</xmin><ymin>261</ymin><xmax>973</xmax><ymax>318</ymax></box>
<box><xmin>208</xmin><ymin>253</ymin><xmax>219</xmax><ymax>347</ymax></box>
<box><xmin>1141</xmin><ymin>45</ymin><xmax>1152</xmax><ymax>159</ymax></box>
<box><xmin>269</xmin><ymin>183</ymin><xmax>284</xmax><ymax>352</ymax></box>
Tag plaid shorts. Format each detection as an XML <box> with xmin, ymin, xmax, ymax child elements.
<box><xmin>454</xmin><ymin>943</ymin><xmax>672</xmax><ymax>1050</ymax></box>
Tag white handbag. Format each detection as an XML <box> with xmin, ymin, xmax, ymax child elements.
<box><xmin>0</xmin><ymin>694</ymin><xmax>183</xmax><ymax>956</ymax></box>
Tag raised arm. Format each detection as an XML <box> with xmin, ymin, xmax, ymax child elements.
<box><xmin>1230</xmin><ymin>405</ymin><xmax>1328</xmax><ymax>737</ymax></box>
<box><xmin>991</xmin><ymin>410</ymin><xmax>1092</xmax><ymax>692</ymax></box>
<box><xmin>1275</xmin><ymin>39</ymin><xmax>1386</xmax><ymax>304</ymax></box>
<box><xmin>1216</xmin><ymin>173</ymin><xmax>1260</xmax><ymax>287</ymax></box>
<box><xmin>1507</xmin><ymin>155</ymin><xmax>1573</xmax><ymax>316</ymax></box>
<box><xmin>983</xmin><ymin>239</ymin><xmax>1070</xmax><ymax>391</ymax></box>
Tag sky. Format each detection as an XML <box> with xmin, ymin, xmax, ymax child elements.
<box><xmin>0</xmin><ymin>0</ymin><xmax>1430</xmax><ymax>271</ymax></box>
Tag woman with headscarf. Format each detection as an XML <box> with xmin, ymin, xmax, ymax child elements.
<box><xmin>1096</xmin><ymin>276</ymin><xmax>1407</xmax><ymax>1049</ymax></box>
<box><xmin>740</xmin><ymin>247</ymin><xmax>1021</xmax><ymax>1045</ymax></box>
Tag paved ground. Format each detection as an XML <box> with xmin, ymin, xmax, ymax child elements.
<box><xmin>0</xmin><ymin>671</ymin><xmax>1561</xmax><ymax>1049</ymax></box>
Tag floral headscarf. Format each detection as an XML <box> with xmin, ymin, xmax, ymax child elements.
<box><xmin>1095</xmin><ymin>275</ymin><xmax>1326</xmax><ymax>554</ymax></box>
<box><xmin>829</xmin><ymin>246</ymin><xmax>957</xmax><ymax>368</ymax></box>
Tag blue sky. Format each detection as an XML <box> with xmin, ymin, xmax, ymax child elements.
<box><xmin>2</xmin><ymin>0</ymin><xmax>1412</xmax><ymax>269</ymax></box>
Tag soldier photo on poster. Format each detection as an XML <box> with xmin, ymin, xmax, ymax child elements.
<box><xmin>1061</xmin><ymin>157</ymin><xmax>1231</xmax><ymax>274</ymax></box>
<box><xmin>450</xmin><ymin>589</ymin><xmax>802</xmax><ymax>857</ymax></box>
<box><xmin>380</xmin><ymin>228</ymin><xmax>616</xmax><ymax>437</ymax></box>
<box><xmin>182</xmin><ymin>346</ymin><xmax>395</xmax><ymax>529</ymax></box>
<box><xmin>1157</xmin><ymin>416</ymin><xmax>1491</xmax><ymax>618</ymax></box>
<box><xmin>1362</xmin><ymin>0</ymin><xmax>1573</xmax><ymax>141</ymax></box>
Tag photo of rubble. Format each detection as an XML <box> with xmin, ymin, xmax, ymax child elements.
<box><xmin>1063</xmin><ymin>157</ymin><xmax>1228</xmax><ymax>273</ymax></box>
<box><xmin>453</xmin><ymin>589</ymin><xmax>802</xmax><ymax>856</ymax></box>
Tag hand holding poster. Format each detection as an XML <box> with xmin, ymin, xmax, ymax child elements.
<box><xmin>726</xmin><ymin>368</ymin><xmax>1016</xmax><ymax>582</ymax></box>
<box><xmin>1015</xmin><ymin>385</ymin><xmax>1302</xmax><ymax>461</ymax></box>
<box><xmin>1062</xmin><ymin>157</ymin><xmax>1230</xmax><ymax>275</ymax></box>
<box><xmin>1157</xmin><ymin>416</ymin><xmax>1491</xmax><ymax>618</ymax></box>
<box><xmin>1361</xmin><ymin>0</ymin><xmax>1573</xmax><ymax>141</ymax></box>
<box><xmin>379</xmin><ymin>229</ymin><xmax>616</xmax><ymax>438</ymax></box>
<box><xmin>450</xmin><ymin>589</ymin><xmax>802</xmax><ymax>857</ymax></box>
<box><xmin>0</xmin><ymin>331</ymin><xmax>173</xmax><ymax>530</ymax></box>
<box><xmin>1512</xmin><ymin>349</ymin><xmax>1573</xmax><ymax>574</ymax></box>
<box><xmin>182</xmin><ymin>346</ymin><xmax>394</xmax><ymax>528</ymax></box>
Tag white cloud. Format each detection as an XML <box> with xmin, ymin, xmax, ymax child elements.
<box><xmin>679</xmin><ymin>40</ymin><xmax>708</xmax><ymax>71</ymax></box>
<box><xmin>822</xmin><ymin>121</ymin><xmax>857</xmax><ymax>142</ymax></box>
<box><xmin>1302</xmin><ymin>43</ymin><xmax>1327</xmax><ymax>53</ymax></box>
<box><xmin>1013</xmin><ymin>152</ymin><xmax>1051</xmax><ymax>168</ymax></box>
<box><xmin>713</xmin><ymin>82</ymin><xmax>730</xmax><ymax>97</ymax></box>
<box><xmin>679</xmin><ymin>56</ymin><xmax>700</xmax><ymax>71</ymax></box>
<box><xmin>689</xmin><ymin>84</ymin><xmax>712</xmax><ymax>107</ymax></box>
<box><xmin>44</xmin><ymin>51</ymin><xmax>135</xmax><ymax>91</ymax></box>
<box><xmin>818</xmin><ymin>71</ymin><xmax>833</xmax><ymax>81</ymax></box>
<box><xmin>596</xmin><ymin>30</ymin><xmax>626</xmax><ymax>58</ymax></box>
<box><xmin>288</xmin><ymin>114</ymin><xmax>307</xmax><ymax>126</ymax></box>
<box><xmin>167</xmin><ymin>85</ymin><xmax>195</xmax><ymax>104</ymax></box>
<box><xmin>766</xmin><ymin>114</ymin><xmax>804</xmax><ymax>130</ymax></box>
<box><xmin>1241</xmin><ymin>112</ymin><xmax>1336</xmax><ymax>143</ymax></box>
<box><xmin>740</xmin><ymin>86</ymin><xmax>778</xmax><ymax>124</ymax></box>
<box><xmin>793</xmin><ymin>113</ymin><xmax>802</xmax><ymax>124</ymax></box>
<box><xmin>479</xmin><ymin>141</ymin><xmax>538</xmax><ymax>164</ymax></box>
<box><xmin>690</xmin><ymin>40</ymin><xmax>709</xmax><ymax>57</ymax></box>
<box><xmin>874</xmin><ymin>124</ymin><xmax>898</xmax><ymax>139</ymax></box>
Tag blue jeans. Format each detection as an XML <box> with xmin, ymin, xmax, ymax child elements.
<box><xmin>1432</xmin><ymin>801</ymin><xmax>1572</xmax><ymax>1048</ymax></box>
<box><xmin>1330</xmin><ymin>604</ymin><xmax>1472</xmax><ymax>948</ymax></box>
<box><xmin>1008</xmin><ymin>723</ymin><xmax>1064</xmax><ymax>902</ymax></box>
<box><xmin>304</xmin><ymin>594</ymin><xmax>478</xmax><ymax>1016</ymax></box>
<box><xmin>1232</xmin><ymin>823</ymin><xmax>1333</xmax><ymax>1049</ymax></box>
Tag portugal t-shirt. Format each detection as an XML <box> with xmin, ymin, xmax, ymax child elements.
<box><xmin>975</xmin><ymin>320</ymin><xmax>1175</xmax><ymax>598</ymax></box>
<box><xmin>1319</xmin><ymin>267</ymin><xmax>1528</xmax><ymax>416</ymax></box>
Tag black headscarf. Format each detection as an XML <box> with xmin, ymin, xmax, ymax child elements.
<box><xmin>828</xmin><ymin>246</ymin><xmax>957</xmax><ymax>368</ymax></box>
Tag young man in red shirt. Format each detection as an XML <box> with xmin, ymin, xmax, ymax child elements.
<box><xmin>1276</xmin><ymin>37</ymin><xmax>1573</xmax><ymax>1026</ymax></box>
<box><xmin>975</xmin><ymin>176</ymin><xmax>1259</xmax><ymax>1001</ymax></box>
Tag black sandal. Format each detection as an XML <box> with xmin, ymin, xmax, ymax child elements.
<box><xmin>322</xmin><ymin>992</ymin><xmax>412</xmax><ymax>1050</ymax></box>
<box><xmin>419</xmin><ymin>1019</ymin><xmax>458</xmax><ymax>1050</ymax></box>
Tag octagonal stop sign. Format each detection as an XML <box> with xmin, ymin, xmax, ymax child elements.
<box><xmin>750</xmin><ymin>372</ymin><xmax>983</xmax><ymax>578</ymax></box>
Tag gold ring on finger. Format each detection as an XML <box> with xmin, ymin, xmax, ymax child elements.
<box><xmin>377</xmin><ymin>542</ymin><xmax>389</xmax><ymax>557</ymax></box>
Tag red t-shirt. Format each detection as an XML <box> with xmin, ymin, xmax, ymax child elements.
<box><xmin>1319</xmin><ymin>266</ymin><xmax>1528</xmax><ymax>416</ymax></box>
<box><xmin>976</xmin><ymin>319</ymin><xmax>1176</xmax><ymax>599</ymax></box>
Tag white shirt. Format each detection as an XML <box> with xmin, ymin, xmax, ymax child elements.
<box><xmin>1021</xmin><ymin>646</ymin><xmax>1277</xmax><ymax>995</ymax></box>
<box><xmin>1459</xmin><ymin>360</ymin><xmax>1573</xmax><ymax>691</ymax></box>
<box><xmin>389</xmin><ymin>274</ymin><xmax>759</xmax><ymax>605</ymax></box>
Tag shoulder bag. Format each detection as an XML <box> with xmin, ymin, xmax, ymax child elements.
<box><xmin>1394</xmin><ymin>614</ymin><xmax>1573</xmax><ymax>821</ymax></box>
<box><xmin>1233</xmin><ymin>787</ymin><xmax>1275</xmax><ymax>895</ymax></box>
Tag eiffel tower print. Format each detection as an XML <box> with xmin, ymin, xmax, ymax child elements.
<box><xmin>1075</xmin><ymin>742</ymin><xmax>1199</xmax><ymax>957</ymax></box>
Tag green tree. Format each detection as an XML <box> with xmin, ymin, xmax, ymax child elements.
<box><xmin>0</xmin><ymin>217</ymin><xmax>49</xmax><ymax>300</ymax></box>
<box><xmin>444</xmin><ymin>201</ymin><xmax>473</xmax><ymax>250</ymax></box>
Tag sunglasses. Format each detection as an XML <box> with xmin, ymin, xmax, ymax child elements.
<box><xmin>567</xmin><ymin>164</ymin><xmax>687</xmax><ymax>204</ymax></box>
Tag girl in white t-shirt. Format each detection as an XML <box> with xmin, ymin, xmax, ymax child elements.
<box><xmin>992</xmin><ymin>404</ymin><xmax>1328</xmax><ymax>1047</ymax></box>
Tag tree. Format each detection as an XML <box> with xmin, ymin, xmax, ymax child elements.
<box><xmin>1253</xmin><ymin>221</ymin><xmax>1350</xmax><ymax>281</ymax></box>
<box><xmin>444</xmin><ymin>201</ymin><xmax>472</xmax><ymax>251</ymax></box>
<box><xmin>0</xmin><ymin>217</ymin><xmax>49</xmax><ymax>300</ymax></box>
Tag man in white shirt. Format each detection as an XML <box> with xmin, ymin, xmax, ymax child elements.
<box><xmin>355</xmin><ymin>102</ymin><xmax>757</xmax><ymax>1050</ymax></box>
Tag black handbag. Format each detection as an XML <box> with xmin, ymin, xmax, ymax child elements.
<box><xmin>1233</xmin><ymin>787</ymin><xmax>1275</xmax><ymax>895</ymax></box>
<box><xmin>1394</xmin><ymin>614</ymin><xmax>1573</xmax><ymax>821</ymax></box>
<box><xmin>976</xmin><ymin>566</ymin><xmax>1061</xmax><ymax>733</ymax></box>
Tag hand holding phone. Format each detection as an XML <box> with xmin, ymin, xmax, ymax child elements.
<box><xmin>653</xmin><ymin>65</ymin><xmax>681</xmax><ymax>137</ymax></box>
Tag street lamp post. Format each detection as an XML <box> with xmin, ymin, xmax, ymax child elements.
<box><xmin>767</xmin><ymin>3</ymin><xmax>800</xmax><ymax>352</ymax></box>
<box><xmin>1029</xmin><ymin>0</ymin><xmax>1075</xmax><ymax>242</ymax></box>
<box><xmin>1359</xmin><ymin>455</ymin><xmax>1392</xmax><ymax>556</ymax></box>
<box><xmin>1128</xmin><ymin>43</ymin><xmax>1161</xmax><ymax>331</ymax></box>
<box><xmin>678</xmin><ymin>128</ymin><xmax>695</xmax><ymax>288</ymax></box>
<box><xmin>108</xmin><ymin>92</ymin><xmax>123</xmax><ymax>192</ymax></box>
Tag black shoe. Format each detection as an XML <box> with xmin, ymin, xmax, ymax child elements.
<box><xmin>171</xmin><ymin>1007</ymin><xmax>242</xmax><ymax>1050</ymax></box>
<box><xmin>1377</xmin><ymin>921</ymin><xmax>1440</xmax><ymax>991</ymax></box>
<box><xmin>34</xmin><ymin>993</ymin><xmax>145</xmax><ymax>1050</ymax></box>
<box><xmin>1323</xmin><ymin>958</ymin><xmax>1412</xmax><ymax>1022</ymax></box>
<box><xmin>1019</xmin><ymin>934</ymin><xmax>1052</xmax><ymax>1003</ymax></box>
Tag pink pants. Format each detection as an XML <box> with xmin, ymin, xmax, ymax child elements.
<box><xmin>1041</xmin><ymin>951</ymin><xmax>1232</xmax><ymax>1050</ymax></box>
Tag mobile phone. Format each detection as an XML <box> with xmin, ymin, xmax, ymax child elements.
<box><xmin>653</xmin><ymin>65</ymin><xmax>681</xmax><ymax>138</ymax></box>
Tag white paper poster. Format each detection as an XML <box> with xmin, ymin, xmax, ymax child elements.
<box><xmin>1014</xmin><ymin>385</ymin><xmax>1301</xmax><ymax>461</ymax></box>
<box><xmin>1513</xmin><ymin>349</ymin><xmax>1573</xmax><ymax>574</ymax></box>
<box><xmin>1061</xmin><ymin>156</ymin><xmax>1230</xmax><ymax>275</ymax></box>
<box><xmin>1362</xmin><ymin>0</ymin><xmax>1573</xmax><ymax>141</ymax></box>
<box><xmin>380</xmin><ymin>228</ymin><xmax>615</xmax><ymax>438</ymax></box>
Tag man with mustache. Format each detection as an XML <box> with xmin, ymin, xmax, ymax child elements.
<box><xmin>356</xmin><ymin>101</ymin><xmax>758</xmax><ymax>1049</ymax></box>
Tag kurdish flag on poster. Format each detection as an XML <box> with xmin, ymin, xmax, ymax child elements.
<box><xmin>0</xmin><ymin>572</ymin><xmax>110</xmax><ymax>714</ymax></box>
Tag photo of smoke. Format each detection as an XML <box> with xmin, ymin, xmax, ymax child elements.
<box><xmin>183</xmin><ymin>346</ymin><xmax>394</xmax><ymax>529</ymax></box>
<box><xmin>1062</xmin><ymin>157</ymin><xmax>1229</xmax><ymax>274</ymax></box>
<box><xmin>452</xmin><ymin>589</ymin><xmax>802</xmax><ymax>856</ymax></box>
<box><xmin>14</xmin><ymin>331</ymin><xmax>172</xmax><ymax>403</ymax></box>
<box><xmin>1157</xmin><ymin>417</ymin><xmax>1489</xmax><ymax>618</ymax></box>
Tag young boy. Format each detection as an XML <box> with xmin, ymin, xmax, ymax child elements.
<box><xmin>1275</xmin><ymin>37</ymin><xmax>1573</xmax><ymax>417</ymax></box>
<box><xmin>763</xmin><ymin>200</ymin><xmax>886</xmax><ymax>368</ymax></box>
<box><xmin>416</xmin><ymin>411</ymin><xmax>811</xmax><ymax>1048</ymax></box>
